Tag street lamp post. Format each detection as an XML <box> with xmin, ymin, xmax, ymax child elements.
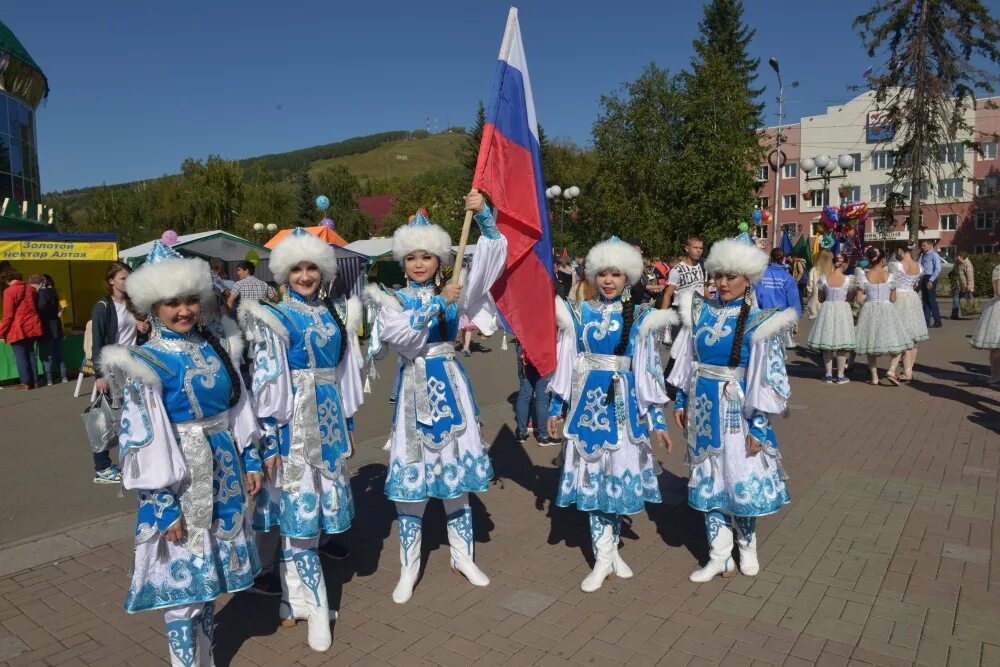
<box><xmin>545</xmin><ymin>185</ymin><xmax>580</xmax><ymax>239</ymax></box>
<box><xmin>799</xmin><ymin>153</ymin><xmax>856</xmax><ymax>206</ymax></box>
<box><xmin>768</xmin><ymin>58</ymin><xmax>799</xmax><ymax>247</ymax></box>
<box><xmin>252</xmin><ymin>222</ymin><xmax>278</xmax><ymax>243</ymax></box>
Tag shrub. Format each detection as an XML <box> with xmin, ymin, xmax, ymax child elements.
<box><xmin>968</xmin><ymin>253</ymin><xmax>1000</xmax><ymax>298</ymax></box>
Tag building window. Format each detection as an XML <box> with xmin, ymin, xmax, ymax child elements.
<box><xmin>782</xmin><ymin>194</ymin><xmax>797</xmax><ymax>210</ymax></box>
<box><xmin>975</xmin><ymin>211</ymin><xmax>997</xmax><ymax>230</ymax></box>
<box><xmin>870</xmin><ymin>183</ymin><xmax>890</xmax><ymax>203</ymax></box>
<box><xmin>871</xmin><ymin>151</ymin><xmax>895</xmax><ymax>171</ymax></box>
<box><xmin>974</xmin><ymin>244</ymin><xmax>995</xmax><ymax>254</ymax></box>
<box><xmin>782</xmin><ymin>163</ymin><xmax>797</xmax><ymax>179</ymax></box>
<box><xmin>755</xmin><ymin>165</ymin><xmax>769</xmax><ymax>181</ymax></box>
<box><xmin>843</xmin><ymin>153</ymin><xmax>862</xmax><ymax>172</ymax></box>
<box><xmin>939</xmin><ymin>214</ymin><xmax>957</xmax><ymax>231</ymax></box>
<box><xmin>937</xmin><ymin>178</ymin><xmax>963</xmax><ymax>198</ymax></box>
<box><xmin>755</xmin><ymin>197</ymin><xmax>769</xmax><ymax>210</ymax></box>
<box><xmin>979</xmin><ymin>141</ymin><xmax>997</xmax><ymax>160</ymax></box>
<box><xmin>839</xmin><ymin>186</ymin><xmax>861</xmax><ymax>201</ymax></box>
<box><xmin>976</xmin><ymin>176</ymin><xmax>998</xmax><ymax>197</ymax></box>
<box><xmin>808</xmin><ymin>189</ymin><xmax>829</xmax><ymax>207</ymax></box>
<box><xmin>938</xmin><ymin>245</ymin><xmax>956</xmax><ymax>260</ymax></box>
<box><xmin>939</xmin><ymin>142</ymin><xmax>965</xmax><ymax>164</ymax></box>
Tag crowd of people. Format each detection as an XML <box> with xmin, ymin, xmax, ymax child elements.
<box><xmin>2</xmin><ymin>193</ymin><xmax>999</xmax><ymax>663</ymax></box>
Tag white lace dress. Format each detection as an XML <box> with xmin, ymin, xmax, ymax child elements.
<box><xmin>854</xmin><ymin>271</ymin><xmax>913</xmax><ymax>356</ymax></box>
<box><xmin>806</xmin><ymin>275</ymin><xmax>856</xmax><ymax>351</ymax></box>
<box><xmin>889</xmin><ymin>262</ymin><xmax>929</xmax><ymax>343</ymax></box>
<box><xmin>972</xmin><ymin>265</ymin><xmax>1000</xmax><ymax>350</ymax></box>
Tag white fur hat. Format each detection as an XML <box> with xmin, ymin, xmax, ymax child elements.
<box><xmin>585</xmin><ymin>236</ymin><xmax>644</xmax><ymax>284</ymax></box>
<box><xmin>704</xmin><ymin>233</ymin><xmax>769</xmax><ymax>284</ymax></box>
<box><xmin>126</xmin><ymin>240</ymin><xmax>214</xmax><ymax>314</ymax></box>
<box><xmin>392</xmin><ymin>210</ymin><xmax>453</xmax><ymax>263</ymax></box>
<box><xmin>269</xmin><ymin>227</ymin><xmax>339</xmax><ymax>284</ymax></box>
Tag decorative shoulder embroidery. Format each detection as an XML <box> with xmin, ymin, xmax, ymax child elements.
<box><xmin>744</xmin><ymin>307</ymin><xmax>779</xmax><ymax>334</ymax></box>
<box><xmin>129</xmin><ymin>346</ymin><xmax>174</xmax><ymax>377</ymax></box>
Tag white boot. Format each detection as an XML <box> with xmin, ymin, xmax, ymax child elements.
<box><xmin>610</xmin><ymin>516</ymin><xmax>633</xmax><ymax>579</ymax></box>
<box><xmin>689</xmin><ymin>512</ymin><xmax>736</xmax><ymax>583</ymax></box>
<box><xmin>393</xmin><ymin>515</ymin><xmax>422</xmax><ymax>604</ymax></box>
<box><xmin>581</xmin><ymin>513</ymin><xmax>616</xmax><ymax>592</ymax></box>
<box><xmin>278</xmin><ymin>552</ymin><xmax>305</xmax><ymax>628</ymax></box>
<box><xmin>286</xmin><ymin>550</ymin><xmax>332</xmax><ymax>652</ymax></box>
<box><xmin>165</xmin><ymin>618</ymin><xmax>198</xmax><ymax>667</ymax></box>
<box><xmin>734</xmin><ymin>516</ymin><xmax>759</xmax><ymax>576</ymax></box>
<box><xmin>446</xmin><ymin>508</ymin><xmax>489</xmax><ymax>587</ymax></box>
<box><xmin>195</xmin><ymin>603</ymin><xmax>215</xmax><ymax>667</ymax></box>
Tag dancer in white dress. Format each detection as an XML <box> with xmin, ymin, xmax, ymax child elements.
<box><xmin>546</xmin><ymin>237</ymin><xmax>675</xmax><ymax>592</ymax></box>
<box><xmin>806</xmin><ymin>252</ymin><xmax>855</xmax><ymax>384</ymax></box>
<box><xmin>971</xmin><ymin>264</ymin><xmax>1000</xmax><ymax>385</ymax></box>
<box><xmin>365</xmin><ymin>192</ymin><xmax>507</xmax><ymax>604</ymax></box>
<box><xmin>668</xmin><ymin>231</ymin><xmax>796</xmax><ymax>583</ymax></box>
<box><xmin>889</xmin><ymin>246</ymin><xmax>927</xmax><ymax>382</ymax></box>
<box><xmin>854</xmin><ymin>247</ymin><xmax>912</xmax><ymax>386</ymax></box>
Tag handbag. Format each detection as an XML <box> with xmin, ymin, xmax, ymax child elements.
<box><xmin>960</xmin><ymin>297</ymin><xmax>981</xmax><ymax>317</ymax></box>
<box><xmin>82</xmin><ymin>393</ymin><xmax>122</xmax><ymax>453</ymax></box>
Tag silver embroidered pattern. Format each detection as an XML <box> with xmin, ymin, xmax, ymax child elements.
<box><xmin>400</xmin><ymin>343</ymin><xmax>470</xmax><ymax>464</ymax></box>
<box><xmin>284</xmin><ymin>367</ymin><xmax>343</xmax><ymax>497</ymax></box>
<box><xmin>173</xmin><ymin>412</ymin><xmax>229</xmax><ymax>559</ymax></box>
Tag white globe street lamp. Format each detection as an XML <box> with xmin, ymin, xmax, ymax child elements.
<box><xmin>253</xmin><ymin>223</ymin><xmax>264</xmax><ymax>232</ymax></box>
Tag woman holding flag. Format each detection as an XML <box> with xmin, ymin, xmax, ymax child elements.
<box><xmin>365</xmin><ymin>192</ymin><xmax>507</xmax><ymax>604</ymax></box>
<box><xmin>547</xmin><ymin>237</ymin><xmax>675</xmax><ymax>592</ymax></box>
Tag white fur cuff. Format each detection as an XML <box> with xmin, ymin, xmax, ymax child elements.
<box><xmin>364</xmin><ymin>284</ymin><xmax>402</xmax><ymax>312</ymax></box>
<box><xmin>751</xmin><ymin>307</ymin><xmax>800</xmax><ymax>342</ymax></box>
<box><xmin>99</xmin><ymin>345</ymin><xmax>161</xmax><ymax>387</ymax></box>
<box><xmin>238</xmin><ymin>300</ymin><xmax>289</xmax><ymax>344</ymax></box>
<box><xmin>637</xmin><ymin>308</ymin><xmax>679</xmax><ymax>337</ymax></box>
<box><xmin>555</xmin><ymin>297</ymin><xmax>574</xmax><ymax>332</ymax></box>
<box><xmin>346</xmin><ymin>296</ymin><xmax>363</xmax><ymax>332</ymax></box>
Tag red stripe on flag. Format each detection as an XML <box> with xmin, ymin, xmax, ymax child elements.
<box><xmin>490</xmin><ymin>243</ymin><xmax>556</xmax><ymax>375</ymax></box>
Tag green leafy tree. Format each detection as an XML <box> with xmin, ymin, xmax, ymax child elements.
<box><xmin>855</xmin><ymin>0</ymin><xmax>1000</xmax><ymax>246</ymax></box>
<box><xmin>296</xmin><ymin>168</ymin><xmax>315</xmax><ymax>225</ymax></box>
<box><xmin>388</xmin><ymin>167</ymin><xmax>470</xmax><ymax>241</ymax></box>
<box><xmin>312</xmin><ymin>165</ymin><xmax>371</xmax><ymax>241</ymax></box>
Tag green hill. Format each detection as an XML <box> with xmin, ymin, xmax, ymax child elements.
<box><xmin>309</xmin><ymin>132</ymin><xmax>466</xmax><ymax>182</ymax></box>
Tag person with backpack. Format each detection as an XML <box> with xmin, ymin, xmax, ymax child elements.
<box><xmin>89</xmin><ymin>262</ymin><xmax>150</xmax><ymax>484</ymax></box>
<box><xmin>0</xmin><ymin>268</ymin><xmax>43</xmax><ymax>390</ymax></box>
<box><xmin>31</xmin><ymin>274</ymin><xmax>67</xmax><ymax>385</ymax></box>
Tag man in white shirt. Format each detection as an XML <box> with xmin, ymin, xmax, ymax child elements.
<box><xmin>662</xmin><ymin>236</ymin><xmax>706</xmax><ymax>309</ymax></box>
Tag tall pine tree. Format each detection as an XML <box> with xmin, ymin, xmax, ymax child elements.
<box><xmin>296</xmin><ymin>169</ymin><xmax>314</xmax><ymax>226</ymax></box>
<box><xmin>692</xmin><ymin>0</ymin><xmax>763</xmax><ymax>120</ymax></box>
<box><xmin>458</xmin><ymin>100</ymin><xmax>486</xmax><ymax>178</ymax></box>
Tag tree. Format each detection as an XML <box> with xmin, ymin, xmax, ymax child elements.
<box><xmin>458</xmin><ymin>100</ymin><xmax>486</xmax><ymax>178</ymax></box>
<box><xmin>295</xmin><ymin>169</ymin><xmax>315</xmax><ymax>226</ymax></box>
<box><xmin>388</xmin><ymin>167</ymin><xmax>470</xmax><ymax>241</ymax></box>
<box><xmin>855</xmin><ymin>0</ymin><xmax>1000</xmax><ymax>246</ymax></box>
<box><xmin>312</xmin><ymin>165</ymin><xmax>371</xmax><ymax>241</ymax></box>
<box><xmin>692</xmin><ymin>0</ymin><xmax>763</xmax><ymax>119</ymax></box>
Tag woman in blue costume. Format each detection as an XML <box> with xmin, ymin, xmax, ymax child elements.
<box><xmin>99</xmin><ymin>241</ymin><xmax>263</xmax><ymax>667</ymax></box>
<box><xmin>365</xmin><ymin>192</ymin><xmax>507</xmax><ymax>604</ymax></box>
<box><xmin>238</xmin><ymin>228</ymin><xmax>363</xmax><ymax>653</ymax></box>
<box><xmin>546</xmin><ymin>237</ymin><xmax>676</xmax><ymax>592</ymax></box>
<box><xmin>667</xmin><ymin>232</ymin><xmax>795</xmax><ymax>583</ymax></box>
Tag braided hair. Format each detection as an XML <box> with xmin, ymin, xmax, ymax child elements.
<box><xmin>727</xmin><ymin>292</ymin><xmax>752</xmax><ymax>368</ymax></box>
<box><xmin>606</xmin><ymin>290</ymin><xmax>636</xmax><ymax>404</ymax></box>
<box><xmin>321</xmin><ymin>287</ymin><xmax>349</xmax><ymax>363</ymax></box>
<box><xmin>433</xmin><ymin>264</ymin><xmax>451</xmax><ymax>341</ymax></box>
<box><xmin>199</xmin><ymin>324</ymin><xmax>242</xmax><ymax>408</ymax></box>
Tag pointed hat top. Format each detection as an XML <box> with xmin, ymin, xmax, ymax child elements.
<box><xmin>145</xmin><ymin>239</ymin><xmax>184</xmax><ymax>265</ymax></box>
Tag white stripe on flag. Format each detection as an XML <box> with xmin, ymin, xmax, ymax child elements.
<box><xmin>497</xmin><ymin>7</ymin><xmax>539</xmax><ymax>143</ymax></box>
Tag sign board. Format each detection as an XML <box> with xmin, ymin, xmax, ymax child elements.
<box><xmin>866</xmin><ymin>110</ymin><xmax>895</xmax><ymax>143</ymax></box>
<box><xmin>863</xmin><ymin>229</ymin><xmax>941</xmax><ymax>242</ymax></box>
<box><xmin>0</xmin><ymin>240</ymin><xmax>118</xmax><ymax>261</ymax></box>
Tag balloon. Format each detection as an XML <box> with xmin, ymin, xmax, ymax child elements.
<box><xmin>822</xmin><ymin>205</ymin><xmax>839</xmax><ymax>224</ymax></box>
<box><xmin>751</xmin><ymin>209</ymin><xmax>762</xmax><ymax>222</ymax></box>
<box><xmin>161</xmin><ymin>229</ymin><xmax>178</xmax><ymax>246</ymax></box>
<box><xmin>738</xmin><ymin>222</ymin><xmax>749</xmax><ymax>233</ymax></box>
<box><xmin>321</xmin><ymin>218</ymin><xmax>335</xmax><ymax>230</ymax></box>
<box><xmin>859</xmin><ymin>259</ymin><xmax>869</xmax><ymax>269</ymax></box>
<box><xmin>819</xmin><ymin>233</ymin><xmax>835</xmax><ymax>249</ymax></box>
<box><xmin>761</xmin><ymin>210</ymin><xmax>772</xmax><ymax>222</ymax></box>
<box><xmin>315</xmin><ymin>195</ymin><xmax>330</xmax><ymax>211</ymax></box>
<box><xmin>246</xmin><ymin>250</ymin><xmax>259</xmax><ymax>263</ymax></box>
<box><xmin>858</xmin><ymin>212</ymin><xmax>870</xmax><ymax>224</ymax></box>
<box><xmin>417</xmin><ymin>208</ymin><xmax>428</xmax><ymax>217</ymax></box>
<box><xmin>842</xmin><ymin>201</ymin><xmax>868</xmax><ymax>220</ymax></box>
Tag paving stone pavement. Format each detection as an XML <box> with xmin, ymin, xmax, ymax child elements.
<box><xmin>1</xmin><ymin>317</ymin><xmax>998</xmax><ymax>666</ymax></box>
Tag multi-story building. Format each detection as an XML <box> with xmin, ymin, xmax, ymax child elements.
<box><xmin>758</xmin><ymin>91</ymin><xmax>1000</xmax><ymax>258</ymax></box>
<box><xmin>0</xmin><ymin>20</ymin><xmax>47</xmax><ymax>207</ymax></box>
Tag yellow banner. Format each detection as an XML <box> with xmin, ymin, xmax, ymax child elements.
<box><xmin>0</xmin><ymin>240</ymin><xmax>118</xmax><ymax>261</ymax></box>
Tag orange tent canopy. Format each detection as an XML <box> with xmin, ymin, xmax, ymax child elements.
<box><xmin>264</xmin><ymin>225</ymin><xmax>348</xmax><ymax>249</ymax></box>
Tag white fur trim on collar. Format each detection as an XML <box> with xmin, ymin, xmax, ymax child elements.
<box><xmin>269</xmin><ymin>232</ymin><xmax>339</xmax><ymax>284</ymax></box>
<box><xmin>98</xmin><ymin>345</ymin><xmax>162</xmax><ymax>387</ymax></box>
<box><xmin>392</xmin><ymin>223</ymin><xmax>453</xmax><ymax>263</ymax></box>
<box><xmin>705</xmin><ymin>239</ymin><xmax>769</xmax><ymax>284</ymax></box>
<box><xmin>585</xmin><ymin>240</ymin><xmax>644</xmax><ymax>284</ymax></box>
<box><xmin>238</xmin><ymin>300</ymin><xmax>289</xmax><ymax>344</ymax></box>
<box><xmin>677</xmin><ymin>289</ymin><xmax>694</xmax><ymax>329</ymax></box>
<box><xmin>219</xmin><ymin>315</ymin><xmax>245</xmax><ymax>366</ymax></box>
<box><xmin>750</xmin><ymin>307</ymin><xmax>800</xmax><ymax>342</ymax></box>
<box><xmin>364</xmin><ymin>284</ymin><xmax>402</xmax><ymax>312</ymax></box>
<box><xmin>346</xmin><ymin>296</ymin><xmax>363</xmax><ymax>332</ymax></box>
<box><xmin>555</xmin><ymin>297</ymin><xmax>574</xmax><ymax>332</ymax></box>
<box><xmin>126</xmin><ymin>257</ymin><xmax>214</xmax><ymax>315</ymax></box>
<box><xmin>637</xmin><ymin>308</ymin><xmax>679</xmax><ymax>337</ymax></box>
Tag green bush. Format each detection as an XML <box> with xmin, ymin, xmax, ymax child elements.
<box><xmin>968</xmin><ymin>254</ymin><xmax>1000</xmax><ymax>298</ymax></box>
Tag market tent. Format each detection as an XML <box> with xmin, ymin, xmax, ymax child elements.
<box><xmin>0</xmin><ymin>231</ymin><xmax>119</xmax><ymax>381</ymax></box>
<box><xmin>265</xmin><ymin>226</ymin><xmax>349</xmax><ymax>249</ymax></box>
<box><xmin>345</xmin><ymin>238</ymin><xmax>392</xmax><ymax>258</ymax></box>
<box><xmin>120</xmin><ymin>230</ymin><xmax>273</xmax><ymax>281</ymax></box>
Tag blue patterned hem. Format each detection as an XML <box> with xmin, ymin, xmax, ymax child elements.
<box><xmin>278</xmin><ymin>487</ymin><xmax>356</xmax><ymax>539</ymax></box>
<box><xmin>555</xmin><ymin>470</ymin><xmax>662</xmax><ymax>516</ymax></box>
<box><xmin>384</xmin><ymin>453</ymin><xmax>493</xmax><ymax>502</ymax></box>
<box><xmin>688</xmin><ymin>489</ymin><xmax>791</xmax><ymax>517</ymax></box>
<box><xmin>124</xmin><ymin>542</ymin><xmax>261</xmax><ymax>613</ymax></box>
<box><xmin>251</xmin><ymin>486</ymin><xmax>281</xmax><ymax>532</ymax></box>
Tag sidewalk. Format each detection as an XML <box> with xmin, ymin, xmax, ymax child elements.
<box><xmin>1</xmin><ymin>319</ymin><xmax>997</xmax><ymax>666</ymax></box>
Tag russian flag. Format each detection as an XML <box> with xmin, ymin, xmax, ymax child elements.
<box><xmin>474</xmin><ymin>7</ymin><xmax>557</xmax><ymax>375</ymax></box>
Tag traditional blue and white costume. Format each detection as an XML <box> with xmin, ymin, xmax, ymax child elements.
<box><xmin>100</xmin><ymin>241</ymin><xmax>262</xmax><ymax>667</ymax></box>
<box><xmin>548</xmin><ymin>237</ymin><xmax>675</xmax><ymax>592</ymax></box>
<box><xmin>668</xmin><ymin>233</ymin><xmax>794</xmax><ymax>583</ymax></box>
<box><xmin>238</xmin><ymin>228</ymin><xmax>363</xmax><ymax>653</ymax></box>
<box><xmin>365</xmin><ymin>208</ymin><xmax>507</xmax><ymax>604</ymax></box>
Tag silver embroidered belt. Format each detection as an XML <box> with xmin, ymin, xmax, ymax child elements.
<box><xmin>401</xmin><ymin>343</ymin><xmax>462</xmax><ymax>464</ymax></box>
<box><xmin>693</xmin><ymin>363</ymin><xmax>745</xmax><ymax>382</ymax></box>
<box><xmin>284</xmin><ymin>367</ymin><xmax>341</xmax><ymax>497</ymax></box>
<box><xmin>174</xmin><ymin>412</ymin><xmax>230</xmax><ymax>559</ymax></box>
<box><xmin>685</xmin><ymin>362</ymin><xmax>746</xmax><ymax>466</ymax></box>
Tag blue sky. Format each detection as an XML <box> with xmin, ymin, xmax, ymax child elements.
<box><xmin>5</xmin><ymin>0</ymin><xmax>883</xmax><ymax>192</ymax></box>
